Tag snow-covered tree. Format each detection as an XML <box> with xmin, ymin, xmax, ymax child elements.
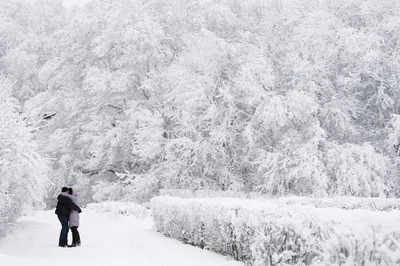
<box><xmin>0</xmin><ymin>0</ymin><xmax>65</xmax><ymax>104</ymax></box>
<box><xmin>326</xmin><ymin>143</ymin><xmax>388</xmax><ymax>197</ymax></box>
<box><xmin>0</xmin><ymin>77</ymin><xmax>49</xmax><ymax>235</ymax></box>
<box><xmin>3</xmin><ymin>0</ymin><xmax>400</xmax><ymax>203</ymax></box>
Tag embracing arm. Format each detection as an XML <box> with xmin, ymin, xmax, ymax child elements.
<box><xmin>64</xmin><ymin>197</ymin><xmax>82</xmax><ymax>213</ymax></box>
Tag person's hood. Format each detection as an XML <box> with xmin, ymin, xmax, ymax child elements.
<box><xmin>58</xmin><ymin>192</ymin><xmax>73</xmax><ymax>200</ymax></box>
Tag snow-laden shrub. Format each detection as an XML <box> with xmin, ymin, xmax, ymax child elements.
<box><xmin>86</xmin><ymin>202</ymin><xmax>151</xmax><ymax>219</ymax></box>
<box><xmin>92</xmin><ymin>181</ymin><xmax>126</xmax><ymax>202</ymax></box>
<box><xmin>151</xmin><ymin>197</ymin><xmax>400</xmax><ymax>266</ymax></box>
<box><xmin>92</xmin><ymin>174</ymin><xmax>160</xmax><ymax>203</ymax></box>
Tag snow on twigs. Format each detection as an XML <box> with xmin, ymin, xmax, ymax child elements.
<box><xmin>85</xmin><ymin>201</ymin><xmax>151</xmax><ymax>219</ymax></box>
<box><xmin>151</xmin><ymin>196</ymin><xmax>400</xmax><ymax>266</ymax></box>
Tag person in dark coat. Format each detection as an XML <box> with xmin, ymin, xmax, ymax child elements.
<box><xmin>55</xmin><ymin>187</ymin><xmax>82</xmax><ymax>247</ymax></box>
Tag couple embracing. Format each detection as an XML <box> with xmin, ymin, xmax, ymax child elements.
<box><xmin>55</xmin><ymin>187</ymin><xmax>82</xmax><ymax>247</ymax></box>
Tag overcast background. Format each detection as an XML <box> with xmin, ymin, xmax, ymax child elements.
<box><xmin>0</xmin><ymin>0</ymin><xmax>90</xmax><ymax>7</ymax></box>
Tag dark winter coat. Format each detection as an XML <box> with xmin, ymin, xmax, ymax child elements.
<box><xmin>55</xmin><ymin>192</ymin><xmax>82</xmax><ymax>216</ymax></box>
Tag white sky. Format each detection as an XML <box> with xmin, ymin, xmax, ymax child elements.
<box><xmin>63</xmin><ymin>0</ymin><xmax>90</xmax><ymax>7</ymax></box>
<box><xmin>0</xmin><ymin>0</ymin><xmax>90</xmax><ymax>7</ymax></box>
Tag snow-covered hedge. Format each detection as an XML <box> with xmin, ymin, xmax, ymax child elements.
<box><xmin>159</xmin><ymin>189</ymin><xmax>261</xmax><ymax>198</ymax></box>
<box><xmin>160</xmin><ymin>190</ymin><xmax>400</xmax><ymax>212</ymax></box>
<box><xmin>151</xmin><ymin>196</ymin><xmax>400</xmax><ymax>266</ymax></box>
<box><xmin>85</xmin><ymin>202</ymin><xmax>151</xmax><ymax>219</ymax></box>
<box><xmin>274</xmin><ymin>196</ymin><xmax>400</xmax><ymax>212</ymax></box>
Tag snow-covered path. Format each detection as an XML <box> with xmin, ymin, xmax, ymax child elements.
<box><xmin>0</xmin><ymin>210</ymin><xmax>243</xmax><ymax>266</ymax></box>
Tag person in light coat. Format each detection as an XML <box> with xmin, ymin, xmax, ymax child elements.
<box><xmin>67</xmin><ymin>188</ymin><xmax>81</xmax><ymax>247</ymax></box>
<box><xmin>55</xmin><ymin>187</ymin><xmax>81</xmax><ymax>247</ymax></box>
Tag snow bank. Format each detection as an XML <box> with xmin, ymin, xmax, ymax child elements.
<box><xmin>85</xmin><ymin>202</ymin><xmax>151</xmax><ymax>219</ymax></box>
<box><xmin>151</xmin><ymin>196</ymin><xmax>400</xmax><ymax>266</ymax></box>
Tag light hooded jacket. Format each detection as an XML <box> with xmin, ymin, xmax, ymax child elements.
<box><xmin>66</xmin><ymin>193</ymin><xmax>80</xmax><ymax>228</ymax></box>
<box><xmin>55</xmin><ymin>192</ymin><xmax>81</xmax><ymax>216</ymax></box>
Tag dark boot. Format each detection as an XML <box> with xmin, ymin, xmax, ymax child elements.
<box><xmin>71</xmin><ymin>226</ymin><xmax>81</xmax><ymax>246</ymax></box>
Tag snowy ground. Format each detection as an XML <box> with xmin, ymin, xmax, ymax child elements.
<box><xmin>0</xmin><ymin>209</ymin><xmax>243</xmax><ymax>266</ymax></box>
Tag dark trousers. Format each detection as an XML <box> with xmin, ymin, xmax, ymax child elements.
<box><xmin>58</xmin><ymin>215</ymin><xmax>69</xmax><ymax>246</ymax></box>
<box><xmin>71</xmin><ymin>226</ymin><xmax>81</xmax><ymax>245</ymax></box>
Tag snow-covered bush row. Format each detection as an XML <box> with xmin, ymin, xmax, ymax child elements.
<box><xmin>159</xmin><ymin>189</ymin><xmax>262</xmax><ymax>199</ymax></box>
<box><xmin>85</xmin><ymin>202</ymin><xmax>151</xmax><ymax>219</ymax></box>
<box><xmin>159</xmin><ymin>190</ymin><xmax>400</xmax><ymax>212</ymax></box>
<box><xmin>274</xmin><ymin>196</ymin><xmax>400</xmax><ymax>212</ymax></box>
<box><xmin>151</xmin><ymin>196</ymin><xmax>400</xmax><ymax>266</ymax></box>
